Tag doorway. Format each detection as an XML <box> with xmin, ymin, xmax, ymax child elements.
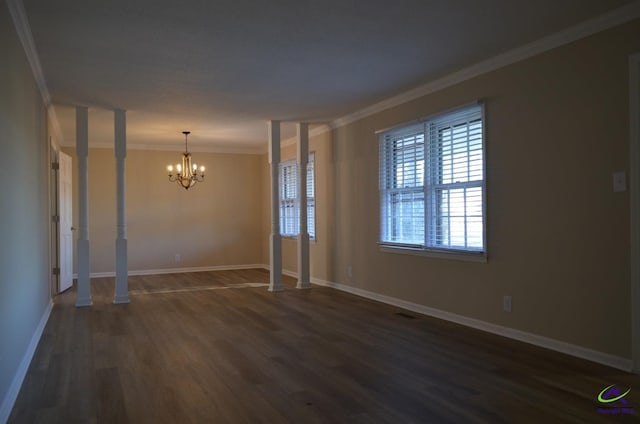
<box><xmin>50</xmin><ymin>143</ymin><xmax>73</xmax><ymax>294</ymax></box>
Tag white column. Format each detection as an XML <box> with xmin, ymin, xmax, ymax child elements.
<box><xmin>75</xmin><ymin>106</ymin><xmax>92</xmax><ymax>307</ymax></box>
<box><xmin>296</xmin><ymin>123</ymin><xmax>311</xmax><ymax>289</ymax></box>
<box><xmin>114</xmin><ymin>110</ymin><xmax>129</xmax><ymax>304</ymax></box>
<box><xmin>268</xmin><ymin>120</ymin><xmax>283</xmax><ymax>292</ymax></box>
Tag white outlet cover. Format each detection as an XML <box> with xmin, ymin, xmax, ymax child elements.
<box><xmin>613</xmin><ymin>171</ymin><xmax>626</xmax><ymax>192</ymax></box>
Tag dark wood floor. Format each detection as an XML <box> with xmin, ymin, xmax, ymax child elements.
<box><xmin>8</xmin><ymin>269</ymin><xmax>640</xmax><ymax>423</ymax></box>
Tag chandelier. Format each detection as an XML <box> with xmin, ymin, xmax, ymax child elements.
<box><xmin>166</xmin><ymin>131</ymin><xmax>205</xmax><ymax>190</ymax></box>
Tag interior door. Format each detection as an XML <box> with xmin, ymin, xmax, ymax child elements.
<box><xmin>58</xmin><ymin>151</ymin><xmax>73</xmax><ymax>292</ymax></box>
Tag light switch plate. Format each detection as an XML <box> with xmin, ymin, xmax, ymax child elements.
<box><xmin>503</xmin><ymin>295</ymin><xmax>512</xmax><ymax>312</ymax></box>
<box><xmin>613</xmin><ymin>171</ymin><xmax>626</xmax><ymax>192</ymax></box>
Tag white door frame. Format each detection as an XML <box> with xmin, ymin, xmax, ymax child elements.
<box><xmin>630</xmin><ymin>53</ymin><xmax>640</xmax><ymax>374</ymax></box>
<box><xmin>49</xmin><ymin>141</ymin><xmax>73</xmax><ymax>294</ymax></box>
<box><xmin>58</xmin><ymin>151</ymin><xmax>73</xmax><ymax>292</ymax></box>
<box><xmin>49</xmin><ymin>142</ymin><xmax>59</xmax><ymax>297</ymax></box>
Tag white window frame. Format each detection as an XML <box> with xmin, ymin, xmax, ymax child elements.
<box><xmin>279</xmin><ymin>153</ymin><xmax>315</xmax><ymax>239</ymax></box>
<box><xmin>379</xmin><ymin>103</ymin><xmax>486</xmax><ymax>261</ymax></box>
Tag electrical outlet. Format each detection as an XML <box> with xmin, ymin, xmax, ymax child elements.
<box><xmin>613</xmin><ymin>171</ymin><xmax>627</xmax><ymax>192</ymax></box>
<box><xmin>347</xmin><ymin>265</ymin><xmax>353</xmax><ymax>278</ymax></box>
<box><xmin>503</xmin><ymin>295</ymin><xmax>512</xmax><ymax>312</ymax></box>
<box><xmin>175</xmin><ymin>253</ymin><xmax>181</xmax><ymax>263</ymax></box>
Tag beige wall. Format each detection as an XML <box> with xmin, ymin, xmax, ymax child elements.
<box><xmin>0</xmin><ymin>3</ymin><xmax>51</xmax><ymax>412</ymax></box>
<box><xmin>260</xmin><ymin>153</ymin><xmax>270</xmax><ymax>268</ymax></box>
<box><xmin>63</xmin><ymin>148</ymin><xmax>264</xmax><ymax>273</ymax></box>
<box><xmin>55</xmin><ymin>17</ymin><xmax>640</xmax><ymax>361</ymax></box>
<box><xmin>329</xmin><ymin>20</ymin><xmax>640</xmax><ymax>358</ymax></box>
<box><xmin>261</xmin><ymin>130</ymin><xmax>335</xmax><ymax>282</ymax></box>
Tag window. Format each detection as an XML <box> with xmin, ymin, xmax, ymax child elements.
<box><xmin>279</xmin><ymin>153</ymin><xmax>315</xmax><ymax>239</ymax></box>
<box><xmin>379</xmin><ymin>104</ymin><xmax>485</xmax><ymax>255</ymax></box>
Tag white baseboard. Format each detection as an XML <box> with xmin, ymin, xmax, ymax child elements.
<box><xmin>313</xmin><ymin>279</ymin><xmax>631</xmax><ymax>371</ymax></box>
<box><xmin>72</xmin><ymin>263</ymin><xmax>266</xmax><ymax>279</ymax></box>
<box><xmin>69</xmin><ymin>263</ymin><xmax>633</xmax><ymax>371</ymax></box>
<box><xmin>281</xmin><ymin>268</ymin><xmax>297</xmax><ymax>279</ymax></box>
<box><xmin>261</xmin><ymin>266</ymin><xmax>632</xmax><ymax>372</ymax></box>
<box><xmin>0</xmin><ymin>300</ymin><xmax>53</xmax><ymax>424</ymax></box>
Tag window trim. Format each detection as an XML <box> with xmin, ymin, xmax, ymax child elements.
<box><xmin>379</xmin><ymin>243</ymin><xmax>487</xmax><ymax>263</ymax></box>
<box><xmin>378</xmin><ymin>102</ymin><xmax>487</xmax><ymax>261</ymax></box>
<box><xmin>278</xmin><ymin>152</ymin><xmax>316</xmax><ymax>240</ymax></box>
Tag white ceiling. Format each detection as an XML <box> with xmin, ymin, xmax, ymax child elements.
<box><xmin>20</xmin><ymin>0</ymin><xmax>635</xmax><ymax>151</ymax></box>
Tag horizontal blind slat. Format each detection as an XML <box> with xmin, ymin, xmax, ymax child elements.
<box><xmin>381</xmin><ymin>104</ymin><xmax>484</xmax><ymax>252</ymax></box>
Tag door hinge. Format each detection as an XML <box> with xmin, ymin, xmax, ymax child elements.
<box><xmin>52</xmin><ymin>215</ymin><xmax>60</xmax><ymax>223</ymax></box>
<box><xmin>52</xmin><ymin>162</ymin><xmax>60</xmax><ymax>170</ymax></box>
<box><xmin>52</xmin><ymin>267</ymin><xmax>60</xmax><ymax>276</ymax></box>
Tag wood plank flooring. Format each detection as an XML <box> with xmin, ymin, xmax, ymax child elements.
<box><xmin>8</xmin><ymin>269</ymin><xmax>640</xmax><ymax>423</ymax></box>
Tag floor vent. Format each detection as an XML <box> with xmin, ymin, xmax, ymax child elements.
<box><xmin>395</xmin><ymin>312</ymin><xmax>416</xmax><ymax>319</ymax></box>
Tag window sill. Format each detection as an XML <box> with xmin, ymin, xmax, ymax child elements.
<box><xmin>282</xmin><ymin>235</ymin><xmax>317</xmax><ymax>244</ymax></box>
<box><xmin>379</xmin><ymin>244</ymin><xmax>487</xmax><ymax>263</ymax></box>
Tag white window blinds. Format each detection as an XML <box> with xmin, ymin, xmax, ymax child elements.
<box><xmin>279</xmin><ymin>153</ymin><xmax>315</xmax><ymax>238</ymax></box>
<box><xmin>380</xmin><ymin>104</ymin><xmax>485</xmax><ymax>253</ymax></box>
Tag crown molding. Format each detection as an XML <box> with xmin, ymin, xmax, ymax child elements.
<box><xmin>278</xmin><ymin>124</ymin><xmax>332</xmax><ymax>148</ymax></box>
<box><xmin>11</xmin><ymin>0</ymin><xmax>639</xmax><ymax>149</ymax></box>
<box><xmin>47</xmin><ymin>106</ymin><xmax>65</xmax><ymax>145</ymax></box>
<box><xmin>6</xmin><ymin>0</ymin><xmax>49</xmax><ymax>105</ymax></box>
<box><xmin>6</xmin><ymin>0</ymin><xmax>66</xmax><ymax>144</ymax></box>
<box><xmin>60</xmin><ymin>141</ymin><xmax>267</xmax><ymax>155</ymax></box>
<box><xmin>330</xmin><ymin>2</ymin><xmax>640</xmax><ymax>130</ymax></box>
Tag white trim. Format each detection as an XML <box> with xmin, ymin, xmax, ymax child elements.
<box><xmin>308</xmin><ymin>278</ymin><xmax>632</xmax><ymax>371</ymax></box>
<box><xmin>0</xmin><ymin>301</ymin><xmax>53</xmax><ymax>424</ymax></box>
<box><xmin>258</xmin><ymin>265</ymin><xmax>297</xmax><ymax>279</ymax></box>
<box><xmin>9</xmin><ymin>0</ymin><xmax>640</xmax><ymax>155</ymax></box>
<box><xmin>374</xmin><ymin>100</ymin><xmax>483</xmax><ymax>135</ymax></box>
<box><xmin>52</xmin><ymin>259</ymin><xmax>640</xmax><ymax>371</ymax></box>
<box><xmin>72</xmin><ymin>264</ymin><xmax>266</xmax><ymax>279</ymax></box>
<box><xmin>6</xmin><ymin>0</ymin><xmax>65</xmax><ymax>145</ymax></box>
<box><xmin>330</xmin><ymin>2</ymin><xmax>640</xmax><ymax>130</ymax></box>
<box><xmin>264</xmin><ymin>265</ymin><xmax>632</xmax><ymax>370</ymax></box>
<box><xmin>379</xmin><ymin>245</ymin><xmax>487</xmax><ymax>263</ymax></box>
<box><xmin>277</xmin><ymin>124</ymin><xmax>332</xmax><ymax>150</ymax></box>
<box><xmin>47</xmin><ymin>106</ymin><xmax>65</xmax><ymax>147</ymax></box>
<box><xmin>281</xmin><ymin>268</ymin><xmax>297</xmax><ymax>279</ymax></box>
<box><xmin>630</xmin><ymin>52</ymin><xmax>640</xmax><ymax>374</ymax></box>
<box><xmin>65</xmin><ymin>142</ymin><xmax>266</xmax><ymax>155</ymax></box>
<box><xmin>6</xmin><ymin>0</ymin><xmax>50</xmax><ymax>106</ymax></box>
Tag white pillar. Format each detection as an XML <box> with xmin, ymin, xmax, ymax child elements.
<box><xmin>296</xmin><ymin>123</ymin><xmax>311</xmax><ymax>289</ymax></box>
<box><xmin>268</xmin><ymin>120</ymin><xmax>283</xmax><ymax>292</ymax></box>
<box><xmin>75</xmin><ymin>106</ymin><xmax>92</xmax><ymax>307</ymax></box>
<box><xmin>114</xmin><ymin>110</ymin><xmax>129</xmax><ymax>304</ymax></box>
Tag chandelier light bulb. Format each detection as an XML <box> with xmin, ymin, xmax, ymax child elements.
<box><xmin>167</xmin><ymin>165</ymin><xmax>173</xmax><ymax>173</ymax></box>
<box><xmin>200</xmin><ymin>166</ymin><xmax>205</xmax><ymax>173</ymax></box>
